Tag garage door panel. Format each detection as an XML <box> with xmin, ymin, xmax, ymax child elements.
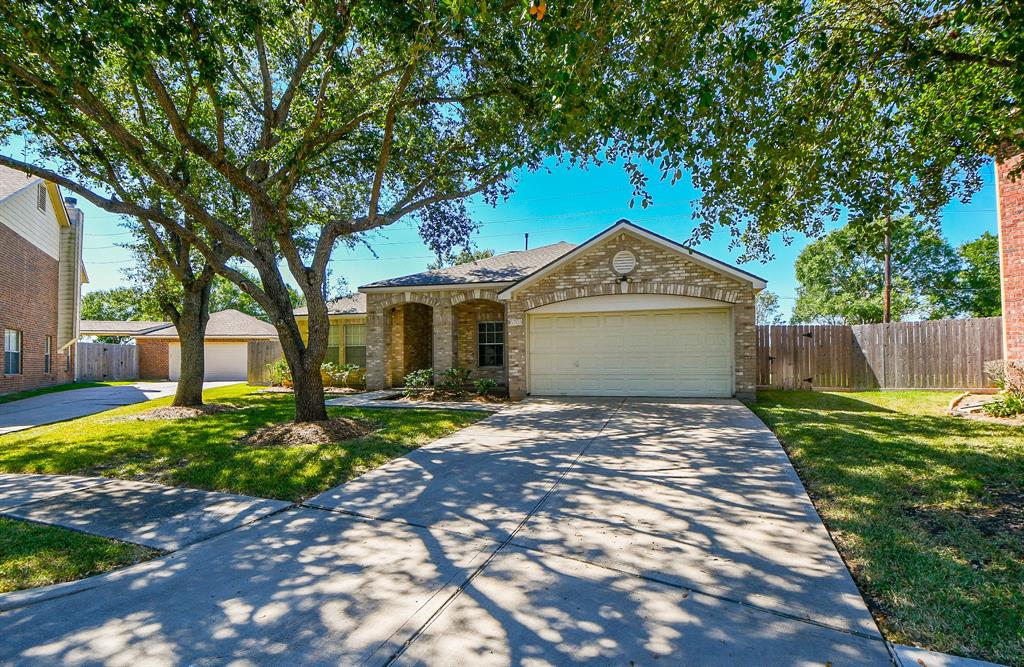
<box><xmin>528</xmin><ymin>309</ymin><xmax>732</xmax><ymax>397</ymax></box>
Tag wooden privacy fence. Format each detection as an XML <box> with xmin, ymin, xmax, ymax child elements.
<box><xmin>77</xmin><ymin>342</ymin><xmax>139</xmax><ymax>381</ymax></box>
<box><xmin>247</xmin><ymin>340</ymin><xmax>284</xmax><ymax>385</ymax></box>
<box><xmin>757</xmin><ymin>317</ymin><xmax>1004</xmax><ymax>390</ymax></box>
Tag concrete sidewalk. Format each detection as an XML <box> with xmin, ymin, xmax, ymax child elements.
<box><xmin>0</xmin><ymin>473</ymin><xmax>289</xmax><ymax>550</ymax></box>
<box><xmin>0</xmin><ymin>382</ymin><xmax>238</xmax><ymax>434</ymax></box>
<box><xmin>0</xmin><ymin>398</ymin><xmax>894</xmax><ymax>665</ymax></box>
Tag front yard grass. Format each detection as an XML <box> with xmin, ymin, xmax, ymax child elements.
<box><xmin>749</xmin><ymin>390</ymin><xmax>1023</xmax><ymax>666</ymax></box>
<box><xmin>0</xmin><ymin>517</ymin><xmax>157</xmax><ymax>594</ymax></box>
<box><xmin>0</xmin><ymin>383</ymin><xmax>485</xmax><ymax>502</ymax></box>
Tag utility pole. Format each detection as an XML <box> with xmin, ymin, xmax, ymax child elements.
<box><xmin>882</xmin><ymin>216</ymin><xmax>892</xmax><ymax>324</ymax></box>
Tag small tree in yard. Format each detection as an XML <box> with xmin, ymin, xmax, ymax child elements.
<box><xmin>123</xmin><ymin>225</ymin><xmax>218</xmax><ymax>407</ymax></box>
<box><xmin>791</xmin><ymin>217</ymin><xmax>959</xmax><ymax>324</ymax></box>
<box><xmin>0</xmin><ymin>2</ymin><xmax>642</xmax><ymax>422</ymax></box>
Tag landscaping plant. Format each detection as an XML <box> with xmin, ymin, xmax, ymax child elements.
<box><xmin>983</xmin><ymin>360</ymin><xmax>1024</xmax><ymax>418</ymax></box>
<box><xmin>439</xmin><ymin>368</ymin><xmax>472</xmax><ymax>396</ymax></box>
<box><xmin>403</xmin><ymin>368</ymin><xmax>434</xmax><ymax>398</ymax></box>
<box><xmin>474</xmin><ymin>378</ymin><xmax>498</xmax><ymax>397</ymax></box>
<box><xmin>267</xmin><ymin>359</ymin><xmax>292</xmax><ymax>387</ymax></box>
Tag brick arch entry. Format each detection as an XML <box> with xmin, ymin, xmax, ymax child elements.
<box><xmin>519</xmin><ymin>282</ymin><xmax>739</xmax><ymax>311</ymax></box>
<box><xmin>376</xmin><ymin>292</ymin><xmax>448</xmax><ymax>309</ymax></box>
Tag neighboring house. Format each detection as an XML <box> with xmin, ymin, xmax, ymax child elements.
<box><xmin>0</xmin><ymin>165</ymin><xmax>87</xmax><ymax>394</ymax></box>
<box><xmin>356</xmin><ymin>220</ymin><xmax>765</xmax><ymax>399</ymax></box>
<box><xmin>293</xmin><ymin>293</ymin><xmax>368</xmax><ymax>367</ymax></box>
<box><xmin>80</xmin><ymin>309</ymin><xmax>278</xmax><ymax>382</ymax></box>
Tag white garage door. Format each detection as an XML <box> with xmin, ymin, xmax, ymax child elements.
<box><xmin>528</xmin><ymin>309</ymin><xmax>733</xmax><ymax>397</ymax></box>
<box><xmin>168</xmin><ymin>341</ymin><xmax>249</xmax><ymax>382</ymax></box>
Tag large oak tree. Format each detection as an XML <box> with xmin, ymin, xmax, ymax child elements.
<box><xmin>605</xmin><ymin>0</ymin><xmax>1022</xmax><ymax>259</ymax></box>
<box><xmin>0</xmin><ymin>1</ymin><xmax>631</xmax><ymax>421</ymax></box>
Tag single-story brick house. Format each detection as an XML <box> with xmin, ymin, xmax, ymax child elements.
<box><xmin>352</xmin><ymin>220</ymin><xmax>765</xmax><ymax>400</ymax></box>
<box><xmin>81</xmin><ymin>309</ymin><xmax>277</xmax><ymax>382</ymax></box>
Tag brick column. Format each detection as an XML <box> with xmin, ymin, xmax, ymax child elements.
<box><xmin>365</xmin><ymin>300</ymin><xmax>389</xmax><ymax>390</ymax></box>
<box><xmin>432</xmin><ymin>304</ymin><xmax>455</xmax><ymax>382</ymax></box>
<box><xmin>997</xmin><ymin>152</ymin><xmax>1024</xmax><ymax>364</ymax></box>
<box><xmin>506</xmin><ymin>300</ymin><xmax>527</xmax><ymax>399</ymax></box>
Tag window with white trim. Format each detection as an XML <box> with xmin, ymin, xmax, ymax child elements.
<box><xmin>478</xmin><ymin>321</ymin><xmax>504</xmax><ymax>367</ymax></box>
<box><xmin>4</xmin><ymin>330</ymin><xmax>21</xmax><ymax>375</ymax></box>
<box><xmin>344</xmin><ymin>324</ymin><xmax>367</xmax><ymax>367</ymax></box>
<box><xmin>44</xmin><ymin>335</ymin><xmax>52</xmax><ymax>373</ymax></box>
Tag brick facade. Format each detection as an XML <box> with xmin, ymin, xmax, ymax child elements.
<box><xmin>0</xmin><ymin>223</ymin><xmax>74</xmax><ymax>393</ymax></box>
<box><xmin>455</xmin><ymin>300</ymin><xmax>507</xmax><ymax>384</ymax></box>
<box><xmin>137</xmin><ymin>338</ymin><xmax>169</xmax><ymax>380</ymax></box>
<box><xmin>386</xmin><ymin>302</ymin><xmax>433</xmax><ymax>385</ymax></box>
<box><xmin>997</xmin><ymin>151</ymin><xmax>1024</xmax><ymax>364</ymax></box>
<box><xmin>503</xmin><ymin>231</ymin><xmax>756</xmax><ymax>400</ymax></box>
<box><xmin>364</xmin><ymin>228</ymin><xmax>758</xmax><ymax>400</ymax></box>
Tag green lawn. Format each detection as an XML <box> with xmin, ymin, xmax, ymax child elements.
<box><xmin>0</xmin><ymin>517</ymin><xmax>157</xmax><ymax>594</ymax></box>
<box><xmin>0</xmin><ymin>381</ymin><xmax>135</xmax><ymax>405</ymax></box>
<box><xmin>0</xmin><ymin>384</ymin><xmax>485</xmax><ymax>501</ymax></box>
<box><xmin>748</xmin><ymin>390</ymin><xmax>1024</xmax><ymax>666</ymax></box>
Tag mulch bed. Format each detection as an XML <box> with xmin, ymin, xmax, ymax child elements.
<box><xmin>239</xmin><ymin>417</ymin><xmax>373</xmax><ymax>447</ymax></box>
<box><xmin>109</xmin><ymin>404</ymin><xmax>240</xmax><ymax>422</ymax></box>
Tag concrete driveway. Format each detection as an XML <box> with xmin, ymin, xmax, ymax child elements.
<box><xmin>0</xmin><ymin>398</ymin><xmax>892</xmax><ymax>665</ymax></box>
<box><xmin>0</xmin><ymin>382</ymin><xmax>236</xmax><ymax>434</ymax></box>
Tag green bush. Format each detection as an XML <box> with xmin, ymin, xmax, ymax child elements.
<box><xmin>982</xmin><ymin>391</ymin><xmax>1024</xmax><ymax>418</ymax></box>
<box><xmin>267</xmin><ymin>358</ymin><xmax>291</xmax><ymax>386</ymax></box>
<box><xmin>474</xmin><ymin>378</ymin><xmax>498</xmax><ymax>397</ymax></box>
<box><xmin>322</xmin><ymin>362</ymin><xmax>364</xmax><ymax>388</ymax></box>
<box><xmin>403</xmin><ymin>368</ymin><xmax>434</xmax><ymax>397</ymax></box>
<box><xmin>438</xmin><ymin>367</ymin><xmax>472</xmax><ymax>395</ymax></box>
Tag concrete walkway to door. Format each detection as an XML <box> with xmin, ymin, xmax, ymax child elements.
<box><xmin>0</xmin><ymin>398</ymin><xmax>892</xmax><ymax>665</ymax></box>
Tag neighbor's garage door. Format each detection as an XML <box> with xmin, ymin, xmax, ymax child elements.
<box><xmin>168</xmin><ymin>341</ymin><xmax>249</xmax><ymax>382</ymax></box>
<box><xmin>528</xmin><ymin>309</ymin><xmax>733</xmax><ymax>397</ymax></box>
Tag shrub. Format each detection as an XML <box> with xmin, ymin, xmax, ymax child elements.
<box><xmin>982</xmin><ymin>392</ymin><xmax>1024</xmax><ymax>418</ymax></box>
<box><xmin>322</xmin><ymin>362</ymin><xmax>364</xmax><ymax>388</ymax></box>
<box><xmin>438</xmin><ymin>367</ymin><xmax>472</xmax><ymax>395</ymax></box>
<box><xmin>474</xmin><ymin>378</ymin><xmax>498</xmax><ymax>397</ymax></box>
<box><xmin>267</xmin><ymin>358</ymin><xmax>292</xmax><ymax>387</ymax></box>
<box><xmin>403</xmin><ymin>368</ymin><xmax>434</xmax><ymax>397</ymax></box>
<box><xmin>985</xmin><ymin>360</ymin><xmax>1024</xmax><ymax>393</ymax></box>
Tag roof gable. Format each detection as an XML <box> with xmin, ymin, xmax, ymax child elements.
<box><xmin>497</xmin><ymin>220</ymin><xmax>766</xmax><ymax>298</ymax></box>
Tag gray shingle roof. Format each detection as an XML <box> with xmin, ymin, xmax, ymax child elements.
<box><xmin>293</xmin><ymin>293</ymin><xmax>366</xmax><ymax>316</ymax></box>
<box><xmin>361</xmin><ymin>242</ymin><xmax>577</xmax><ymax>289</ymax></box>
<box><xmin>79</xmin><ymin>320</ymin><xmax>170</xmax><ymax>336</ymax></box>
<box><xmin>138</xmin><ymin>309</ymin><xmax>278</xmax><ymax>339</ymax></box>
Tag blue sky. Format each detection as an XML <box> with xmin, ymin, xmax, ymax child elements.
<box><xmin>76</xmin><ymin>156</ymin><xmax>999</xmax><ymax>319</ymax></box>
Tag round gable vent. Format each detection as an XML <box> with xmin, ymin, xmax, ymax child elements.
<box><xmin>611</xmin><ymin>250</ymin><xmax>637</xmax><ymax>275</ymax></box>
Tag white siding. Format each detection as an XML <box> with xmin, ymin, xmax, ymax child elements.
<box><xmin>0</xmin><ymin>181</ymin><xmax>60</xmax><ymax>259</ymax></box>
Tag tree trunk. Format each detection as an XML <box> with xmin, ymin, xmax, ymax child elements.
<box><xmin>255</xmin><ymin>266</ymin><xmax>328</xmax><ymax>423</ymax></box>
<box><xmin>883</xmin><ymin>222</ymin><xmax>892</xmax><ymax>324</ymax></box>
<box><xmin>171</xmin><ymin>281</ymin><xmax>212</xmax><ymax>407</ymax></box>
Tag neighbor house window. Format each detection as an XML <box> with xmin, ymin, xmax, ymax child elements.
<box><xmin>478</xmin><ymin>321</ymin><xmax>504</xmax><ymax>367</ymax></box>
<box><xmin>36</xmin><ymin>183</ymin><xmax>47</xmax><ymax>212</ymax></box>
<box><xmin>4</xmin><ymin>330</ymin><xmax>21</xmax><ymax>375</ymax></box>
<box><xmin>344</xmin><ymin>324</ymin><xmax>367</xmax><ymax>367</ymax></box>
<box><xmin>325</xmin><ymin>322</ymin><xmax>341</xmax><ymax>364</ymax></box>
<box><xmin>44</xmin><ymin>336</ymin><xmax>52</xmax><ymax>373</ymax></box>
